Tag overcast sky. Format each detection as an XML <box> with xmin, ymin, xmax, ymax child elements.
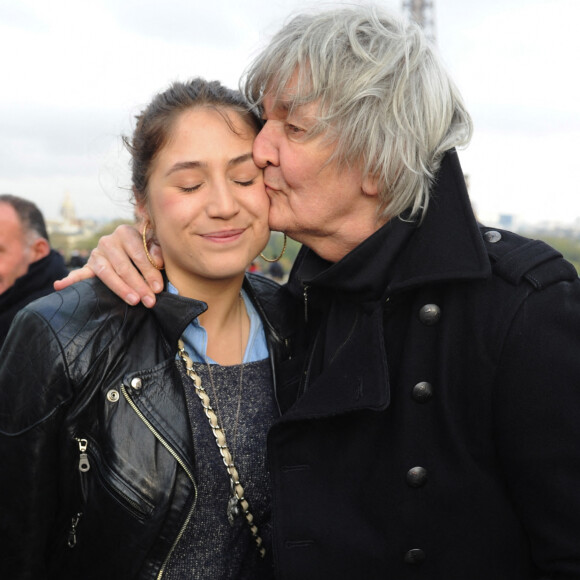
<box><xmin>1</xmin><ymin>0</ymin><xmax>579</xmax><ymax>227</ymax></box>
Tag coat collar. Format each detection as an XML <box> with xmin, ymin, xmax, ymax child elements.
<box><xmin>287</xmin><ymin>150</ymin><xmax>491</xmax><ymax>304</ymax></box>
<box><xmin>0</xmin><ymin>249</ymin><xmax>68</xmax><ymax>310</ymax></box>
<box><xmin>280</xmin><ymin>150</ymin><xmax>491</xmax><ymax>420</ymax></box>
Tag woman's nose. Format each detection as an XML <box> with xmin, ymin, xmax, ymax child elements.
<box><xmin>207</xmin><ymin>183</ymin><xmax>239</xmax><ymax>218</ymax></box>
<box><xmin>252</xmin><ymin>121</ymin><xmax>280</xmax><ymax>169</ymax></box>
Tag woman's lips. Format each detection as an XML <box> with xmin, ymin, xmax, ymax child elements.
<box><xmin>200</xmin><ymin>229</ymin><xmax>245</xmax><ymax>243</ymax></box>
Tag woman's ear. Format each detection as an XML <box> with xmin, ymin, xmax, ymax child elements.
<box><xmin>135</xmin><ymin>201</ymin><xmax>151</xmax><ymax>228</ymax></box>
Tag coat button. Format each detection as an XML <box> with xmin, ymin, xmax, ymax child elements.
<box><xmin>412</xmin><ymin>381</ymin><xmax>433</xmax><ymax>403</ymax></box>
<box><xmin>404</xmin><ymin>548</ymin><xmax>426</xmax><ymax>564</ymax></box>
<box><xmin>484</xmin><ymin>230</ymin><xmax>502</xmax><ymax>243</ymax></box>
<box><xmin>418</xmin><ymin>304</ymin><xmax>441</xmax><ymax>326</ymax></box>
<box><xmin>130</xmin><ymin>377</ymin><xmax>143</xmax><ymax>390</ymax></box>
<box><xmin>406</xmin><ymin>466</ymin><xmax>428</xmax><ymax>488</ymax></box>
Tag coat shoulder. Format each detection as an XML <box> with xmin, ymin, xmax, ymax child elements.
<box><xmin>479</xmin><ymin>226</ymin><xmax>577</xmax><ymax>290</ymax></box>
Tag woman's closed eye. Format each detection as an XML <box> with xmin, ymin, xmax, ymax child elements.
<box><xmin>179</xmin><ymin>183</ymin><xmax>203</xmax><ymax>193</ymax></box>
<box><xmin>234</xmin><ymin>178</ymin><xmax>257</xmax><ymax>187</ymax></box>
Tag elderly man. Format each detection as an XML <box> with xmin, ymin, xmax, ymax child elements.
<box><xmin>56</xmin><ymin>5</ymin><xmax>580</xmax><ymax>579</ymax></box>
<box><xmin>0</xmin><ymin>194</ymin><xmax>68</xmax><ymax>347</ymax></box>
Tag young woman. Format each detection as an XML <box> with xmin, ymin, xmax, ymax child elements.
<box><xmin>0</xmin><ymin>79</ymin><xmax>294</xmax><ymax>579</ymax></box>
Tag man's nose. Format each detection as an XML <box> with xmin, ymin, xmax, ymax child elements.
<box><xmin>252</xmin><ymin>121</ymin><xmax>279</xmax><ymax>169</ymax></box>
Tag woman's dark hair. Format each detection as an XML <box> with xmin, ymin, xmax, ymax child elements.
<box><xmin>125</xmin><ymin>78</ymin><xmax>262</xmax><ymax>204</ymax></box>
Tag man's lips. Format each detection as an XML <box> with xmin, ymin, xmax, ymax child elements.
<box><xmin>264</xmin><ymin>182</ymin><xmax>281</xmax><ymax>194</ymax></box>
<box><xmin>200</xmin><ymin>229</ymin><xmax>245</xmax><ymax>243</ymax></box>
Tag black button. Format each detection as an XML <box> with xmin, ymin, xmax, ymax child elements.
<box><xmin>418</xmin><ymin>304</ymin><xmax>441</xmax><ymax>326</ymax></box>
<box><xmin>404</xmin><ymin>548</ymin><xmax>426</xmax><ymax>564</ymax></box>
<box><xmin>406</xmin><ymin>466</ymin><xmax>427</xmax><ymax>488</ymax></box>
<box><xmin>412</xmin><ymin>381</ymin><xmax>433</xmax><ymax>403</ymax></box>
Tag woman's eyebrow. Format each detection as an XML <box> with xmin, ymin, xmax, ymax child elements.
<box><xmin>228</xmin><ymin>152</ymin><xmax>254</xmax><ymax>167</ymax></box>
<box><xmin>165</xmin><ymin>160</ymin><xmax>204</xmax><ymax>177</ymax></box>
<box><xmin>165</xmin><ymin>152</ymin><xmax>254</xmax><ymax>177</ymax></box>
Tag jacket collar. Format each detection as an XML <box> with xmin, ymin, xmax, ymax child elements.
<box><xmin>149</xmin><ymin>275</ymin><xmax>288</xmax><ymax>352</ymax></box>
<box><xmin>287</xmin><ymin>150</ymin><xmax>491</xmax><ymax>304</ymax></box>
<box><xmin>150</xmin><ymin>291</ymin><xmax>207</xmax><ymax>348</ymax></box>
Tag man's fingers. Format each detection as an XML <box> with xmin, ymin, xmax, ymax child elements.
<box><xmin>87</xmin><ymin>247</ymin><xmax>147</xmax><ymax>306</ymax></box>
<box><xmin>117</xmin><ymin>225</ymin><xmax>165</xmax><ymax>295</ymax></box>
<box><xmin>54</xmin><ymin>224</ymin><xmax>165</xmax><ymax>308</ymax></box>
<box><xmin>53</xmin><ymin>265</ymin><xmax>95</xmax><ymax>291</ymax></box>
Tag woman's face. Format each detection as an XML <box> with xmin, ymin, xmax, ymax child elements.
<box><xmin>142</xmin><ymin>107</ymin><xmax>270</xmax><ymax>295</ymax></box>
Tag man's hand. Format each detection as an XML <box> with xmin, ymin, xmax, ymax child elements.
<box><xmin>53</xmin><ymin>224</ymin><xmax>164</xmax><ymax>308</ymax></box>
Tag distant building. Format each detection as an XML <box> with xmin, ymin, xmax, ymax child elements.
<box><xmin>46</xmin><ymin>193</ymin><xmax>99</xmax><ymax>253</ymax></box>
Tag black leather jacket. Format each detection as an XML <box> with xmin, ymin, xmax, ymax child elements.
<box><xmin>0</xmin><ymin>274</ymin><xmax>293</xmax><ymax>580</ymax></box>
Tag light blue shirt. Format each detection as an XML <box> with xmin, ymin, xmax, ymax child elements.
<box><xmin>167</xmin><ymin>281</ymin><xmax>269</xmax><ymax>363</ymax></box>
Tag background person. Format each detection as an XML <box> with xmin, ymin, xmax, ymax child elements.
<box><xmin>0</xmin><ymin>79</ymin><xmax>293</xmax><ymax>579</ymax></box>
<box><xmin>0</xmin><ymin>194</ymin><xmax>68</xmax><ymax>348</ymax></box>
<box><xmin>55</xmin><ymin>5</ymin><xmax>580</xmax><ymax>579</ymax></box>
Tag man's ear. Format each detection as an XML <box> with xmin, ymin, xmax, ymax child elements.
<box><xmin>30</xmin><ymin>237</ymin><xmax>50</xmax><ymax>263</ymax></box>
<box><xmin>362</xmin><ymin>173</ymin><xmax>380</xmax><ymax>197</ymax></box>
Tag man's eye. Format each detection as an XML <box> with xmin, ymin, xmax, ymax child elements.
<box><xmin>286</xmin><ymin>123</ymin><xmax>304</xmax><ymax>134</ymax></box>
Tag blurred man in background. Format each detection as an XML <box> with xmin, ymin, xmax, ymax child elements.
<box><xmin>0</xmin><ymin>194</ymin><xmax>68</xmax><ymax>347</ymax></box>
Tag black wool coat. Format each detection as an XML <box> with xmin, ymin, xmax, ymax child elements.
<box><xmin>267</xmin><ymin>150</ymin><xmax>580</xmax><ymax>580</ymax></box>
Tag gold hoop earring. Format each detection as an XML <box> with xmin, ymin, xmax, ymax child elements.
<box><xmin>142</xmin><ymin>224</ymin><xmax>164</xmax><ymax>270</ymax></box>
<box><xmin>260</xmin><ymin>233</ymin><xmax>287</xmax><ymax>263</ymax></box>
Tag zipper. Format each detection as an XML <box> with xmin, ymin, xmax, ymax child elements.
<box><xmin>80</xmin><ymin>435</ymin><xmax>154</xmax><ymax>520</ymax></box>
<box><xmin>76</xmin><ymin>437</ymin><xmax>91</xmax><ymax>474</ymax></box>
<box><xmin>67</xmin><ymin>512</ymin><xmax>83</xmax><ymax>548</ymax></box>
<box><xmin>121</xmin><ymin>383</ymin><xmax>198</xmax><ymax>580</ymax></box>
<box><xmin>303</xmin><ymin>285</ymin><xmax>310</xmax><ymax>323</ymax></box>
<box><xmin>67</xmin><ymin>437</ymin><xmax>90</xmax><ymax>548</ymax></box>
<box><xmin>76</xmin><ymin>437</ymin><xmax>90</xmax><ymax>504</ymax></box>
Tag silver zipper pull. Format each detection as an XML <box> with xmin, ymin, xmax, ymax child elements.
<box><xmin>303</xmin><ymin>285</ymin><xmax>309</xmax><ymax>323</ymax></box>
<box><xmin>76</xmin><ymin>438</ymin><xmax>90</xmax><ymax>473</ymax></box>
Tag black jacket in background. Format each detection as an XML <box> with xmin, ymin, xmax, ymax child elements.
<box><xmin>0</xmin><ymin>249</ymin><xmax>68</xmax><ymax>348</ymax></box>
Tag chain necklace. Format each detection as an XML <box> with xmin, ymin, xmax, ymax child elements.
<box><xmin>177</xmin><ymin>295</ymin><xmax>266</xmax><ymax>558</ymax></box>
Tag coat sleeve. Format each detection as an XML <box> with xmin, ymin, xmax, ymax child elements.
<box><xmin>0</xmin><ymin>307</ymin><xmax>73</xmax><ymax>580</ymax></box>
<box><xmin>493</xmin><ymin>276</ymin><xmax>580</xmax><ymax>577</ymax></box>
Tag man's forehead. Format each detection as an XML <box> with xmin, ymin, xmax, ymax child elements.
<box><xmin>0</xmin><ymin>203</ymin><xmax>20</xmax><ymax>223</ymax></box>
<box><xmin>262</xmin><ymin>95</ymin><xmax>290</xmax><ymax>116</ymax></box>
<box><xmin>262</xmin><ymin>90</ymin><xmax>319</xmax><ymax>120</ymax></box>
<box><xmin>263</xmin><ymin>71</ymin><xmax>314</xmax><ymax>114</ymax></box>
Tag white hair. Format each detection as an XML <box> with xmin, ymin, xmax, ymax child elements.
<box><xmin>242</xmin><ymin>4</ymin><xmax>473</xmax><ymax>220</ymax></box>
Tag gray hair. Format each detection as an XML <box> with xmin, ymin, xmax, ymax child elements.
<box><xmin>0</xmin><ymin>193</ymin><xmax>49</xmax><ymax>242</ymax></box>
<box><xmin>242</xmin><ymin>4</ymin><xmax>473</xmax><ymax>220</ymax></box>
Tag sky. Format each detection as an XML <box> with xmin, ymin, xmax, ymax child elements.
<box><xmin>0</xmin><ymin>0</ymin><xmax>579</xmax><ymax>227</ymax></box>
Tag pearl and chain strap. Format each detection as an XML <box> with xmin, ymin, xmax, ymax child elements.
<box><xmin>177</xmin><ymin>339</ymin><xmax>266</xmax><ymax>559</ymax></box>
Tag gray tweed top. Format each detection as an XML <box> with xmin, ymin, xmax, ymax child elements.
<box><xmin>164</xmin><ymin>358</ymin><xmax>277</xmax><ymax>579</ymax></box>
